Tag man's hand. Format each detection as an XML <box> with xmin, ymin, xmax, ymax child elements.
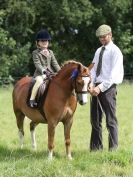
<box><xmin>88</xmin><ymin>82</ymin><xmax>94</xmax><ymax>94</ymax></box>
<box><xmin>88</xmin><ymin>85</ymin><xmax>101</xmax><ymax>96</ymax></box>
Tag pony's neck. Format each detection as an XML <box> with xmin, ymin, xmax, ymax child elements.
<box><xmin>53</xmin><ymin>64</ymin><xmax>78</xmax><ymax>94</ymax></box>
<box><xmin>57</xmin><ymin>64</ymin><xmax>78</xmax><ymax>80</ymax></box>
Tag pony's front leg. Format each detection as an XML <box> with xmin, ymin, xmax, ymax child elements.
<box><xmin>64</xmin><ymin>119</ymin><xmax>73</xmax><ymax>160</ymax></box>
<box><xmin>18</xmin><ymin>129</ymin><xmax>24</xmax><ymax>149</ymax></box>
<box><xmin>30</xmin><ymin>122</ymin><xmax>38</xmax><ymax>150</ymax></box>
<box><xmin>48</xmin><ymin>123</ymin><xmax>56</xmax><ymax>160</ymax></box>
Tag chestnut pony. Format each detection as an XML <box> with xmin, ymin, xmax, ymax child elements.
<box><xmin>12</xmin><ymin>60</ymin><xmax>91</xmax><ymax>160</ymax></box>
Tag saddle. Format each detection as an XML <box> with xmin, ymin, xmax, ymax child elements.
<box><xmin>27</xmin><ymin>78</ymin><xmax>50</xmax><ymax>110</ymax></box>
<box><xmin>27</xmin><ymin>69</ymin><xmax>55</xmax><ymax>109</ymax></box>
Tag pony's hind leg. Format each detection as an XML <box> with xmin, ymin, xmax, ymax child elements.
<box><xmin>30</xmin><ymin>121</ymin><xmax>38</xmax><ymax>150</ymax></box>
<box><xmin>15</xmin><ymin>110</ymin><xmax>25</xmax><ymax>149</ymax></box>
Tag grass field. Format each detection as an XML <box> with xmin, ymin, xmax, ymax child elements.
<box><xmin>0</xmin><ymin>83</ymin><xmax>133</xmax><ymax>177</ymax></box>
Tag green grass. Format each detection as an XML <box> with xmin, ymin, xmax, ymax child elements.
<box><xmin>0</xmin><ymin>83</ymin><xmax>133</xmax><ymax>177</ymax></box>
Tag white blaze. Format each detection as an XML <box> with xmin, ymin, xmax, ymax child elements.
<box><xmin>77</xmin><ymin>76</ymin><xmax>90</xmax><ymax>104</ymax></box>
<box><xmin>82</xmin><ymin>77</ymin><xmax>90</xmax><ymax>91</ymax></box>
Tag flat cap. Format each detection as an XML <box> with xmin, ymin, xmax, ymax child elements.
<box><xmin>96</xmin><ymin>24</ymin><xmax>112</xmax><ymax>37</ymax></box>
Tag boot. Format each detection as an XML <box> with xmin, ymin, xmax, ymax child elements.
<box><xmin>29</xmin><ymin>100</ymin><xmax>37</xmax><ymax>108</ymax></box>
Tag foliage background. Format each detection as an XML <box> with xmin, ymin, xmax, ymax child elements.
<box><xmin>0</xmin><ymin>0</ymin><xmax>133</xmax><ymax>82</ymax></box>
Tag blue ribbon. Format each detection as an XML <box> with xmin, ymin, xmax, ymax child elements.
<box><xmin>71</xmin><ymin>69</ymin><xmax>79</xmax><ymax>79</ymax></box>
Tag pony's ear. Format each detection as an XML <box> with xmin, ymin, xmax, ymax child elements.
<box><xmin>78</xmin><ymin>63</ymin><xmax>83</xmax><ymax>72</ymax></box>
<box><xmin>88</xmin><ymin>63</ymin><xmax>94</xmax><ymax>70</ymax></box>
<box><xmin>78</xmin><ymin>63</ymin><xmax>88</xmax><ymax>74</ymax></box>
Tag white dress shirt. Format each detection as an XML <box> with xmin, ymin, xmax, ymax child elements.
<box><xmin>91</xmin><ymin>41</ymin><xmax>124</xmax><ymax>92</ymax></box>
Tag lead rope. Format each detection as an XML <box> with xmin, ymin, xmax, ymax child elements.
<box><xmin>90</xmin><ymin>96</ymin><xmax>102</xmax><ymax>149</ymax></box>
<box><xmin>90</xmin><ymin>96</ymin><xmax>104</xmax><ymax>132</ymax></box>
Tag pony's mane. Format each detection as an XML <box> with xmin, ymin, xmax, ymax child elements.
<box><xmin>61</xmin><ymin>60</ymin><xmax>83</xmax><ymax>68</ymax></box>
<box><xmin>54</xmin><ymin>60</ymin><xmax>83</xmax><ymax>78</ymax></box>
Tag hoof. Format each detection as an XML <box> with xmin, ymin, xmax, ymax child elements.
<box><xmin>48</xmin><ymin>150</ymin><xmax>53</xmax><ymax>161</ymax></box>
<box><xmin>32</xmin><ymin>142</ymin><xmax>37</xmax><ymax>149</ymax></box>
<box><xmin>20</xmin><ymin>144</ymin><xmax>24</xmax><ymax>149</ymax></box>
<box><xmin>67</xmin><ymin>154</ymin><xmax>73</xmax><ymax>160</ymax></box>
<box><xmin>32</xmin><ymin>145</ymin><xmax>37</xmax><ymax>150</ymax></box>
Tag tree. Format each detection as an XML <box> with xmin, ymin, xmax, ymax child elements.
<box><xmin>0</xmin><ymin>0</ymin><xmax>35</xmax><ymax>83</ymax></box>
<box><xmin>0</xmin><ymin>0</ymin><xmax>133</xmax><ymax>83</ymax></box>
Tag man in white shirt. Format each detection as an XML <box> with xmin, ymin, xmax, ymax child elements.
<box><xmin>89</xmin><ymin>24</ymin><xmax>124</xmax><ymax>151</ymax></box>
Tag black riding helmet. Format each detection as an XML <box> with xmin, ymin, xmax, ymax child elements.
<box><xmin>36</xmin><ymin>29</ymin><xmax>51</xmax><ymax>41</ymax></box>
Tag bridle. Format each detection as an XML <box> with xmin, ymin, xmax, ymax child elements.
<box><xmin>74</xmin><ymin>74</ymin><xmax>91</xmax><ymax>94</ymax></box>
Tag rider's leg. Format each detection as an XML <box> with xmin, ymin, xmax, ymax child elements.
<box><xmin>29</xmin><ymin>76</ymin><xmax>43</xmax><ymax>107</ymax></box>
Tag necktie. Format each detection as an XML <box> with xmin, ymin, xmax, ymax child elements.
<box><xmin>96</xmin><ymin>46</ymin><xmax>105</xmax><ymax>77</ymax></box>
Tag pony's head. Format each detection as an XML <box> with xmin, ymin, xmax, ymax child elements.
<box><xmin>71</xmin><ymin>62</ymin><xmax>91</xmax><ymax>105</ymax></box>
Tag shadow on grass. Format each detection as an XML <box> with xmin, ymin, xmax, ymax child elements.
<box><xmin>1</xmin><ymin>144</ymin><xmax>132</xmax><ymax>165</ymax></box>
<box><xmin>0</xmin><ymin>144</ymin><xmax>62</xmax><ymax>161</ymax></box>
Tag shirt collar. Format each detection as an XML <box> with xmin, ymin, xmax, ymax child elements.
<box><xmin>103</xmin><ymin>40</ymin><xmax>113</xmax><ymax>50</ymax></box>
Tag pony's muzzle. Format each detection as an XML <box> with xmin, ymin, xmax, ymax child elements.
<box><xmin>77</xmin><ymin>93</ymin><xmax>88</xmax><ymax>105</ymax></box>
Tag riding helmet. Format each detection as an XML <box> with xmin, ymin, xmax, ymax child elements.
<box><xmin>36</xmin><ymin>29</ymin><xmax>51</xmax><ymax>41</ymax></box>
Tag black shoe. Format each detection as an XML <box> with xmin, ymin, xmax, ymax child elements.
<box><xmin>29</xmin><ymin>100</ymin><xmax>37</xmax><ymax>108</ymax></box>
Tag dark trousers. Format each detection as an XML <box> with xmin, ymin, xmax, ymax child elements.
<box><xmin>90</xmin><ymin>84</ymin><xmax>118</xmax><ymax>151</ymax></box>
